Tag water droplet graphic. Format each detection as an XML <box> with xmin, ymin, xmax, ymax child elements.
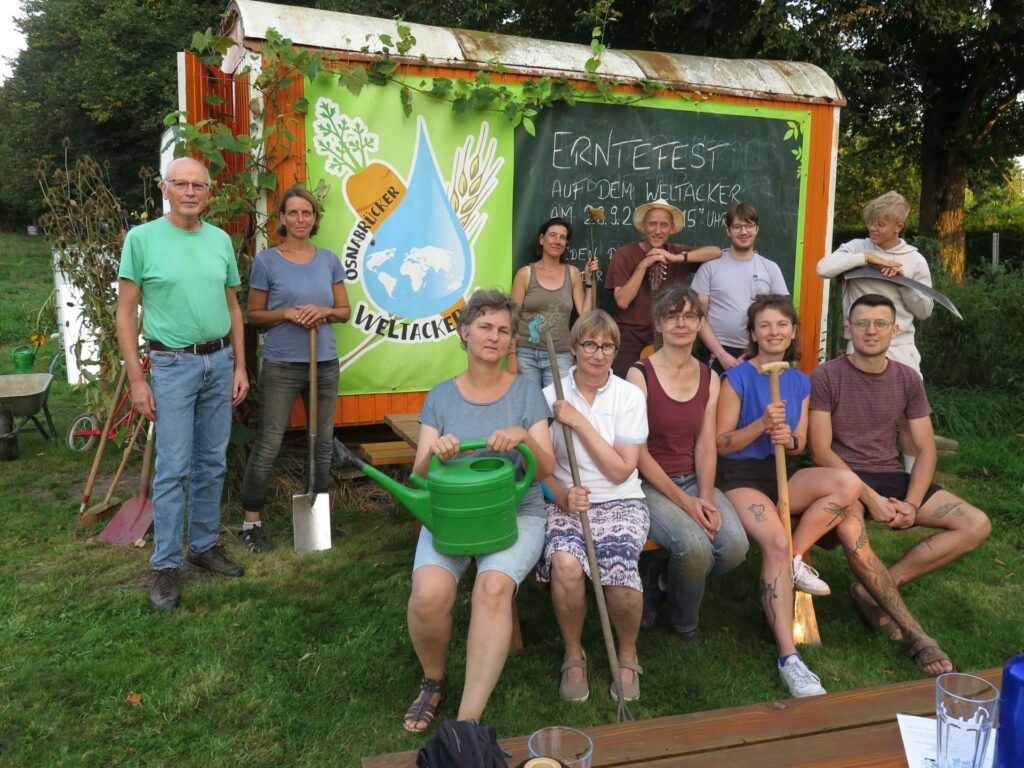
<box><xmin>363</xmin><ymin>119</ymin><xmax>473</xmax><ymax>319</ymax></box>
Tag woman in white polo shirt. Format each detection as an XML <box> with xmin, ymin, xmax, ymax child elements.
<box><xmin>535</xmin><ymin>310</ymin><xmax>649</xmax><ymax>704</ymax></box>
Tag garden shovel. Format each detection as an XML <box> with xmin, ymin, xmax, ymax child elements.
<box><xmin>292</xmin><ymin>327</ymin><xmax>331</xmax><ymax>553</ymax></box>
<box><xmin>101</xmin><ymin>421</ymin><xmax>155</xmax><ymax>546</ymax></box>
<box><xmin>80</xmin><ymin>412</ymin><xmax>147</xmax><ymax>526</ymax></box>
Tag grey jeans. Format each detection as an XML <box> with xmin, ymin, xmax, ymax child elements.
<box><xmin>643</xmin><ymin>476</ymin><xmax>748</xmax><ymax>633</ymax></box>
<box><xmin>240</xmin><ymin>358</ymin><xmax>339</xmax><ymax>512</ymax></box>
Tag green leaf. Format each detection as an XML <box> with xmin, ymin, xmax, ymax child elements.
<box><xmin>305</xmin><ymin>54</ymin><xmax>322</xmax><ymax>82</ymax></box>
<box><xmin>784</xmin><ymin>129</ymin><xmax>794</xmax><ymax>140</ymax></box>
<box><xmin>257</xmin><ymin>171</ymin><xmax>278</xmax><ymax>190</ymax></box>
<box><xmin>430</xmin><ymin>78</ymin><xmax>453</xmax><ymax>97</ymax></box>
<box><xmin>213</xmin><ymin>134</ymin><xmax>245</xmax><ymax>153</ymax></box>
<box><xmin>293</xmin><ymin>98</ymin><xmax>309</xmax><ymax>114</ymax></box>
<box><xmin>452</xmin><ymin>97</ymin><xmax>469</xmax><ymax>114</ymax></box>
<box><xmin>400</xmin><ymin>86</ymin><xmax>413</xmax><ymax>117</ymax></box>
<box><xmin>522</xmin><ymin>116</ymin><xmax>536</xmax><ymax>137</ymax></box>
<box><xmin>342</xmin><ymin>65</ymin><xmax>369</xmax><ymax>96</ymax></box>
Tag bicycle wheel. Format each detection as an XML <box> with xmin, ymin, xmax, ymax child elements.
<box><xmin>67</xmin><ymin>413</ymin><xmax>99</xmax><ymax>452</ymax></box>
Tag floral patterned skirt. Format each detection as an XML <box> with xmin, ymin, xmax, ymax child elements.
<box><xmin>536</xmin><ymin>497</ymin><xmax>649</xmax><ymax>592</ymax></box>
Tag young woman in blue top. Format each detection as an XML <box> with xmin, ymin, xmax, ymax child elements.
<box><xmin>716</xmin><ymin>295</ymin><xmax>860</xmax><ymax>698</ymax></box>
<box><xmin>239</xmin><ymin>187</ymin><xmax>350</xmax><ymax>552</ymax></box>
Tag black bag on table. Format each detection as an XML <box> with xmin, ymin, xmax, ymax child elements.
<box><xmin>416</xmin><ymin>719</ymin><xmax>508</xmax><ymax>768</ymax></box>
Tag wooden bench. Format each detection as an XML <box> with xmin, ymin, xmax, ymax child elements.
<box><xmin>363</xmin><ymin>667</ymin><xmax>1003</xmax><ymax>767</ymax></box>
<box><xmin>358</xmin><ymin>440</ymin><xmax>417</xmax><ymax>466</ymax></box>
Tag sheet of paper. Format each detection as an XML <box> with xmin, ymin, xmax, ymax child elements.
<box><xmin>897</xmin><ymin>713</ymin><xmax>995</xmax><ymax>768</ymax></box>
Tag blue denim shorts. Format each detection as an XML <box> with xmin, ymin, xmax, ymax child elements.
<box><xmin>413</xmin><ymin>514</ymin><xmax>546</xmax><ymax>586</ymax></box>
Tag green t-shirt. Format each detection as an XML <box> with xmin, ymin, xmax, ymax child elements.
<box><xmin>119</xmin><ymin>217</ymin><xmax>240</xmax><ymax>348</ymax></box>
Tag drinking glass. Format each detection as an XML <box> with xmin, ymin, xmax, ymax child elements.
<box><xmin>528</xmin><ymin>726</ymin><xmax>594</xmax><ymax>768</ymax></box>
<box><xmin>936</xmin><ymin>672</ymin><xmax>1000</xmax><ymax>768</ymax></box>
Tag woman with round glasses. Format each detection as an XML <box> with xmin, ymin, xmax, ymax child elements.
<box><xmin>715</xmin><ymin>294</ymin><xmax>860</xmax><ymax>698</ymax></box>
<box><xmin>510</xmin><ymin>217</ymin><xmax>598</xmax><ymax>388</ymax></box>
<box><xmin>536</xmin><ymin>310</ymin><xmax>650</xmax><ymax>703</ymax></box>
<box><xmin>238</xmin><ymin>186</ymin><xmax>350</xmax><ymax>552</ymax></box>
<box><xmin>626</xmin><ymin>285</ymin><xmax>747</xmax><ymax>644</ymax></box>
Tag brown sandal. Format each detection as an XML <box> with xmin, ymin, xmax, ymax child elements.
<box><xmin>908</xmin><ymin>637</ymin><xmax>954</xmax><ymax>678</ymax></box>
<box><xmin>403</xmin><ymin>676</ymin><xmax>448</xmax><ymax>733</ymax></box>
<box><xmin>850</xmin><ymin>584</ymin><xmax>903</xmax><ymax>642</ymax></box>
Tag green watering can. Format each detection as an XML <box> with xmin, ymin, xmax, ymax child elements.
<box><xmin>334</xmin><ymin>438</ymin><xmax>535</xmax><ymax>555</ymax></box>
<box><xmin>12</xmin><ymin>346</ymin><xmax>37</xmax><ymax>374</ymax></box>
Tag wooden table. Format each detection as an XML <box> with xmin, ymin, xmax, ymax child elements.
<box><xmin>384</xmin><ymin>412</ymin><xmax>421</xmax><ymax>450</ymax></box>
<box><xmin>363</xmin><ymin>668</ymin><xmax>1001</xmax><ymax>767</ymax></box>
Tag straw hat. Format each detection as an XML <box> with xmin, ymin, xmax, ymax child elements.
<box><xmin>633</xmin><ymin>199</ymin><xmax>684</xmax><ymax>234</ymax></box>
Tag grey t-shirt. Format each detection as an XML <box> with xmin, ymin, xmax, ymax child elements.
<box><xmin>420</xmin><ymin>375</ymin><xmax>551</xmax><ymax>518</ymax></box>
<box><xmin>691</xmin><ymin>249</ymin><xmax>788</xmax><ymax>348</ymax></box>
<box><xmin>250</xmin><ymin>246</ymin><xmax>346</xmax><ymax>362</ymax></box>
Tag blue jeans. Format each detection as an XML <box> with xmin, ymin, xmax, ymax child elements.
<box><xmin>240</xmin><ymin>358</ymin><xmax>339</xmax><ymax>512</ymax></box>
<box><xmin>149</xmin><ymin>346</ymin><xmax>235</xmax><ymax>569</ymax></box>
<box><xmin>643</xmin><ymin>475</ymin><xmax>748</xmax><ymax>633</ymax></box>
<box><xmin>517</xmin><ymin>346</ymin><xmax>573</xmax><ymax>389</ymax></box>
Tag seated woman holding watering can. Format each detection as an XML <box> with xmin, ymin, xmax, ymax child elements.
<box><xmin>403</xmin><ymin>288</ymin><xmax>556</xmax><ymax>733</ymax></box>
<box><xmin>239</xmin><ymin>186</ymin><xmax>350</xmax><ymax>552</ymax></box>
<box><xmin>535</xmin><ymin>310</ymin><xmax>650</xmax><ymax>703</ymax></box>
<box><xmin>715</xmin><ymin>294</ymin><xmax>860</xmax><ymax>698</ymax></box>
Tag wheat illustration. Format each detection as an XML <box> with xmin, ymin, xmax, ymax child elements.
<box><xmin>447</xmin><ymin>122</ymin><xmax>504</xmax><ymax>244</ymax></box>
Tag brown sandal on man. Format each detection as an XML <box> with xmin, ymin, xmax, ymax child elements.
<box><xmin>403</xmin><ymin>676</ymin><xmax>448</xmax><ymax>733</ymax></box>
<box><xmin>850</xmin><ymin>584</ymin><xmax>903</xmax><ymax>641</ymax></box>
<box><xmin>907</xmin><ymin>637</ymin><xmax>954</xmax><ymax>677</ymax></box>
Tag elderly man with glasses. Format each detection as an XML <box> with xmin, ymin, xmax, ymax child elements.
<box><xmin>116</xmin><ymin>156</ymin><xmax>249</xmax><ymax>611</ymax></box>
<box><xmin>807</xmin><ymin>293</ymin><xmax>989</xmax><ymax>677</ymax></box>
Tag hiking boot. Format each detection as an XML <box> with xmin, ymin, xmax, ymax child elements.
<box><xmin>792</xmin><ymin>554</ymin><xmax>830</xmax><ymax>596</ymax></box>
<box><xmin>240</xmin><ymin>526</ymin><xmax>275</xmax><ymax>553</ymax></box>
<box><xmin>778</xmin><ymin>655</ymin><xmax>827</xmax><ymax>698</ymax></box>
<box><xmin>640</xmin><ymin>562</ymin><xmax>667</xmax><ymax>629</ymax></box>
<box><xmin>186</xmin><ymin>544</ymin><xmax>244</xmax><ymax>577</ymax></box>
<box><xmin>149</xmin><ymin>568</ymin><xmax>180</xmax><ymax>611</ymax></box>
<box><xmin>675</xmin><ymin>626</ymin><xmax>703</xmax><ymax>646</ymax></box>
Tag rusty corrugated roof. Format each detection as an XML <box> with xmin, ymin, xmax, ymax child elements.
<box><xmin>224</xmin><ymin>0</ymin><xmax>844</xmax><ymax>105</ymax></box>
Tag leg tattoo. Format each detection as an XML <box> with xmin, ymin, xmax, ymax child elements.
<box><xmin>824</xmin><ymin>501</ymin><xmax>848</xmax><ymax>528</ymax></box>
<box><xmin>932</xmin><ymin>501</ymin><xmax>962</xmax><ymax>520</ymax></box>
<box><xmin>750</xmin><ymin>503</ymin><xmax>767</xmax><ymax>523</ymax></box>
<box><xmin>760</xmin><ymin>574</ymin><xmax>780</xmax><ymax>628</ymax></box>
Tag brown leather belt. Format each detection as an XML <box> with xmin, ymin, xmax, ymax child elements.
<box><xmin>148</xmin><ymin>335</ymin><xmax>231</xmax><ymax>355</ymax></box>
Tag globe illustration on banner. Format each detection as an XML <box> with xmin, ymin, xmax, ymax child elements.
<box><xmin>363</xmin><ymin>122</ymin><xmax>472</xmax><ymax>319</ymax></box>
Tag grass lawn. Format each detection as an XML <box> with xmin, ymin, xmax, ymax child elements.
<box><xmin>0</xmin><ymin>233</ymin><xmax>1021</xmax><ymax>767</ymax></box>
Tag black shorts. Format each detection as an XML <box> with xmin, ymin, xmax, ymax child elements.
<box><xmin>856</xmin><ymin>471</ymin><xmax>942</xmax><ymax>506</ymax></box>
<box><xmin>717</xmin><ymin>457</ymin><xmax>796</xmax><ymax>505</ymax></box>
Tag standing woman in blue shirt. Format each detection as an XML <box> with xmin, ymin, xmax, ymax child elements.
<box><xmin>239</xmin><ymin>187</ymin><xmax>351</xmax><ymax>551</ymax></box>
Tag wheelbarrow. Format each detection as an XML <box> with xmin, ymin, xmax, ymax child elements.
<box><xmin>0</xmin><ymin>373</ymin><xmax>58</xmax><ymax>461</ymax></box>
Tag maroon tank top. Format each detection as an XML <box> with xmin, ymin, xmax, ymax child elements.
<box><xmin>634</xmin><ymin>358</ymin><xmax>710</xmax><ymax>477</ymax></box>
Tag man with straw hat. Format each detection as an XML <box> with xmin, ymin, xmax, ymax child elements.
<box><xmin>604</xmin><ymin>199</ymin><xmax>721</xmax><ymax>377</ymax></box>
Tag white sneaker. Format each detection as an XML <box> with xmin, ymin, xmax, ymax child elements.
<box><xmin>778</xmin><ymin>655</ymin><xmax>827</xmax><ymax>697</ymax></box>
<box><xmin>792</xmin><ymin>554</ymin><xmax>831</xmax><ymax>596</ymax></box>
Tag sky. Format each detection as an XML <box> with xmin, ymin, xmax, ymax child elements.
<box><xmin>0</xmin><ymin>1</ymin><xmax>27</xmax><ymax>83</ymax></box>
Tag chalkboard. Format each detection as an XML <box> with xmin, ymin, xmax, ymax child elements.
<box><xmin>512</xmin><ymin>98</ymin><xmax>810</xmax><ymax>306</ymax></box>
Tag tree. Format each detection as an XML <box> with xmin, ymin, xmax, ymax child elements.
<box><xmin>772</xmin><ymin>0</ymin><xmax>1024</xmax><ymax>280</ymax></box>
<box><xmin>0</xmin><ymin>0</ymin><xmax>225</xmax><ymax>227</ymax></box>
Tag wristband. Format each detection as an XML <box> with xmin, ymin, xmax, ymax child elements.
<box><xmin>789</xmin><ymin>434</ymin><xmax>798</xmax><ymax>451</ymax></box>
<box><xmin>903</xmin><ymin>500</ymin><xmax>919</xmax><ymax>512</ymax></box>
<box><xmin>683</xmin><ymin>250</ymin><xmax>689</xmax><ymax>263</ymax></box>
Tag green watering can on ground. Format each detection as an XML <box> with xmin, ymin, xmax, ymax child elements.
<box><xmin>335</xmin><ymin>438</ymin><xmax>535</xmax><ymax>555</ymax></box>
<box><xmin>12</xmin><ymin>346</ymin><xmax>37</xmax><ymax>374</ymax></box>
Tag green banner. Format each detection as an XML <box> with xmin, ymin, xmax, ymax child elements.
<box><xmin>306</xmin><ymin>76</ymin><xmax>514</xmax><ymax>395</ymax></box>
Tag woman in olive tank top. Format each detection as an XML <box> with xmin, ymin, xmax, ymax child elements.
<box><xmin>510</xmin><ymin>217</ymin><xmax>597</xmax><ymax>387</ymax></box>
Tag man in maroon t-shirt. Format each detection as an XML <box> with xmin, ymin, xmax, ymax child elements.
<box><xmin>604</xmin><ymin>199</ymin><xmax>721</xmax><ymax>377</ymax></box>
<box><xmin>809</xmin><ymin>294</ymin><xmax>990</xmax><ymax>675</ymax></box>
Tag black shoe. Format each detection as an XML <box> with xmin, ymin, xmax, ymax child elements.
<box><xmin>185</xmin><ymin>544</ymin><xmax>244</xmax><ymax>577</ymax></box>
<box><xmin>641</xmin><ymin>561</ymin><xmax>668</xmax><ymax>629</ymax></box>
<box><xmin>675</xmin><ymin>626</ymin><xmax>704</xmax><ymax>646</ymax></box>
<box><xmin>240</xmin><ymin>526</ymin><xmax>275</xmax><ymax>553</ymax></box>
<box><xmin>150</xmin><ymin>568</ymin><xmax>180</xmax><ymax>611</ymax></box>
